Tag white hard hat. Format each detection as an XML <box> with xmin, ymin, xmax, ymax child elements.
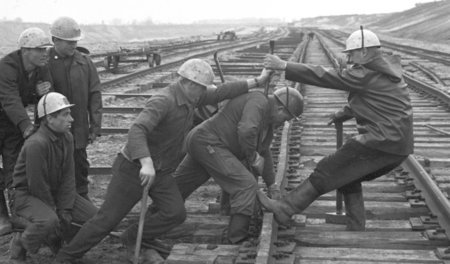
<box><xmin>177</xmin><ymin>59</ymin><xmax>215</xmax><ymax>87</ymax></box>
<box><xmin>344</xmin><ymin>28</ymin><xmax>380</xmax><ymax>52</ymax></box>
<box><xmin>50</xmin><ymin>17</ymin><xmax>83</xmax><ymax>41</ymax></box>
<box><xmin>37</xmin><ymin>92</ymin><xmax>74</xmax><ymax>118</ymax></box>
<box><xmin>18</xmin><ymin>27</ymin><xmax>52</xmax><ymax>49</ymax></box>
<box><xmin>274</xmin><ymin>87</ymin><xmax>304</xmax><ymax>120</ymax></box>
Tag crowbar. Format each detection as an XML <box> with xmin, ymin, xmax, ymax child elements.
<box><xmin>134</xmin><ymin>183</ymin><xmax>151</xmax><ymax>264</ymax></box>
<box><xmin>213</xmin><ymin>51</ymin><xmax>225</xmax><ymax>83</ymax></box>
<box><xmin>264</xmin><ymin>40</ymin><xmax>275</xmax><ymax>96</ymax></box>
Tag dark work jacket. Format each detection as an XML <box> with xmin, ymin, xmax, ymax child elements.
<box><xmin>285</xmin><ymin>53</ymin><xmax>413</xmax><ymax>155</ymax></box>
<box><xmin>199</xmin><ymin>92</ymin><xmax>276</xmax><ymax>183</ymax></box>
<box><xmin>48</xmin><ymin>48</ymin><xmax>102</xmax><ymax>149</ymax></box>
<box><xmin>122</xmin><ymin>80</ymin><xmax>248</xmax><ymax>172</ymax></box>
<box><xmin>0</xmin><ymin>50</ymin><xmax>51</xmax><ymax>133</ymax></box>
<box><xmin>11</xmin><ymin>124</ymin><xmax>76</xmax><ymax>212</ymax></box>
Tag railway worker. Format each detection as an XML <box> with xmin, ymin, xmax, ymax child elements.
<box><xmin>8</xmin><ymin>92</ymin><xmax>98</xmax><ymax>263</ymax></box>
<box><xmin>0</xmin><ymin>27</ymin><xmax>53</xmax><ymax>236</ymax></box>
<box><xmin>47</xmin><ymin>16</ymin><xmax>103</xmax><ymax>202</ymax></box>
<box><xmin>173</xmin><ymin>86</ymin><xmax>304</xmax><ymax>244</ymax></box>
<box><xmin>53</xmin><ymin>58</ymin><xmax>272</xmax><ymax>263</ymax></box>
<box><xmin>258</xmin><ymin>28</ymin><xmax>413</xmax><ymax>231</ymax></box>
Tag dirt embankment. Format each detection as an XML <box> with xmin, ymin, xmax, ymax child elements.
<box><xmin>296</xmin><ymin>0</ymin><xmax>450</xmax><ymax>45</ymax></box>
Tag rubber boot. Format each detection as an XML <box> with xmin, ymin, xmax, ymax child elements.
<box><xmin>344</xmin><ymin>191</ymin><xmax>366</xmax><ymax>231</ymax></box>
<box><xmin>9</xmin><ymin>232</ymin><xmax>26</xmax><ymax>263</ymax></box>
<box><xmin>0</xmin><ymin>190</ymin><xmax>12</xmax><ymax>236</ymax></box>
<box><xmin>227</xmin><ymin>214</ymin><xmax>251</xmax><ymax>244</ymax></box>
<box><xmin>257</xmin><ymin>179</ymin><xmax>320</xmax><ymax>226</ymax></box>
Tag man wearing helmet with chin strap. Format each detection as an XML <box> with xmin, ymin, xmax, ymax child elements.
<box><xmin>47</xmin><ymin>16</ymin><xmax>102</xmax><ymax>202</ymax></box>
<box><xmin>0</xmin><ymin>27</ymin><xmax>53</xmax><ymax>237</ymax></box>
<box><xmin>8</xmin><ymin>92</ymin><xmax>98</xmax><ymax>263</ymax></box>
<box><xmin>258</xmin><ymin>27</ymin><xmax>413</xmax><ymax>231</ymax></box>
<box><xmin>54</xmin><ymin>58</ymin><xmax>272</xmax><ymax>264</ymax></box>
<box><xmin>173</xmin><ymin>86</ymin><xmax>303</xmax><ymax>244</ymax></box>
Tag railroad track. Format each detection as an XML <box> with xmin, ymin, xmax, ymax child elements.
<box><xmin>8</xmin><ymin>27</ymin><xmax>450</xmax><ymax>264</ymax></box>
<box><xmin>156</xmin><ymin>30</ymin><xmax>450</xmax><ymax>263</ymax></box>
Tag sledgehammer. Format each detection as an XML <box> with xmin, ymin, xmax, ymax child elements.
<box><xmin>134</xmin><ymin>183</ymin><xmax>151</xmax><ymax>264</ymax></box>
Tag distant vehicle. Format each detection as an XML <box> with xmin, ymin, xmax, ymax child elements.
<box><xmin>103</xmin><ymin>46</ymin><xmax>162</xmax><ymax>70</ymax></box>
<box><xmin>217</xmin><ymin>31</ymin><xmax>237</xmax><ymax>41</ymax></box>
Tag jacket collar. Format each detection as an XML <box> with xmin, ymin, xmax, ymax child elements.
<box><xmin>39</xmin><ymin>123</ymin><xmax>65</xmax><ymax>142</ymax></box>
<box><xmin>50</xmin><ymin>48</ymin><xmax>86</xmax><ymax>65</ymax></box>
<box><xmin>172</xmin><ymin>81</ymin><xmax>192</xmax><ymax>107</ymax></box>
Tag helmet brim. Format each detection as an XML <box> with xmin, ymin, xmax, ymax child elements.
<box><xmin>36</xmin><ymin>43</ymin><xmax>53</xmax><ymax>48</ymax></box>
<box><xmin>51</xmin><ymin>32</ymin><xmax>84</xmax><ymax>42</ymax></box>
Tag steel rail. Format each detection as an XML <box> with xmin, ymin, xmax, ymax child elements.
<box><xmin>402</xmin><ymin>155</ymin><xmax>450</xmax><ymax>240</ymax></box>
<box><xmin>404</xmin><ymin>74</ymin><xmax>450</xmax><ymax>105</ymax></box>
<box><xmin>409</xmin><ymin>62</ymin><xmax>446</xmax><ymax>86</ymax></box>
<box><xmin>255</xmin><ymin>35</ymin><xmax>307</xmax><ymax>264</ymax></box>
<box><xmin>382</xmin><ymin>42</ymin><xmax>450</xmax><ymax>67</ymax></box>
<box><xmin>255</xmin><ymin>121</ymin><xmax>291</xmax><ymax>264</ymax></box>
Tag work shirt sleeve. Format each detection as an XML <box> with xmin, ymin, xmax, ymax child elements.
<box><xmin>285</xmin><ymin>62</ymin><xmax>369</xmax><ymax>93</ymax></box>
<box><xmin>26</xmin><ymin>140</ymin><xmax>57</xmax><ymax>209</ymax></box>
<box><xmin>237</xmin><ymin>96</ymin><xmax>268</xmax><ymax>162</ymax></box>
<box><xmin>87</xmin><ymin>57</ymin><xmax>103</xmax><ymax>136</ymax></box>
<box><xmin>0</xmin><ymin>64</ymin><xmax>31</xmax><ymax>133</ymax></box>
<box><xmin>198</xmin><ymin>80</ymin><xmax>248</xmax><ymax>106</ymax></box>
<box><xmin>127</xmin><ymin>95</ymin><xmax>169</xmax><ymax>160</ymax></box>
<box><xmin>55</xmin><ymin>134</ymin><xmax>76</xmax><ymax>211</ymax></box>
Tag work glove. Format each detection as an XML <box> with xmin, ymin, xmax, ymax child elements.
<box><xmin>88</xmin><ymin>132</ymin><xmax>99</xmax><ymax>144</ymax></box>
<box><xmin>23</xmin><ymin>124</ymin><xmax>38</xmax><ymax>139</ymax></box>
<box><xmin>336</xmin><ymin>54</ymin><xmax>348</xmax><ymax>74</ymax></box>
<box><xmin>327</xmin><ymin>109</ymin><xmax>353</xmax><ymax>126</ymax></box>
<box><xmin>264</xmin><ymin>54</ymin><xmax>287</xmax><ymax>71</ymax></box>
<box><xmin>256</xmin><ymin>68</ymin><xmax>273</xmax><ymax>87</ymax></box>
<box><xmin>250</xmin><ymin>152</ymin><xmax>265</xmax><ymax>176</ymax></box>
<box><xmin>36</xmin><ymin>81</ymin><xmax>51</xmax><ymax>96</ymax></box>
<box><xmin>268</xmin><ymin>183</ymin><xmax>281</xmax><ymax>200</ymax></box>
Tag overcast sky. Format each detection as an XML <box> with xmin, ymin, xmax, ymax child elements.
<box><xmin>2</xmin><ymin>0</ymin><xmax>434</xmax><ymax>24</ymax></box>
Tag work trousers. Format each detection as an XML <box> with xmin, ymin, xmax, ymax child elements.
<box><xmin>74</xmin><ymin>148</ymin><xmax>90</xmax><ymax>197</ymax></box>
<box><xmin>309</xmin><ymin>139</ymin><xmax>408</xmax><ymax>195</ymax></box>
<box><xmin>57</xmin><ymin>153</ymin><xmax>186</xmax><ymax>260</ymax></box>
<box><xmin>0</xmin><ymin>119</ymin><xmax>24</xmax><ymax>190</ymax></box>
<box><xmin>173</xmin><ymin>127</ymin><xmax>258</xmax><ymax>216</ymax></box>
<box><xmin>11</xmin><ymin>190</ymin><xmax>97</xmax><ymax>252</ymax></box>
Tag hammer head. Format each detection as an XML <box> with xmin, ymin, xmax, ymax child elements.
<box><xmin>269</xmin><ymin>40</ymin><xmax>275</xmax><ymax>54</ymax></box>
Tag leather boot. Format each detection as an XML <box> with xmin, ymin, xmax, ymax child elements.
<box><xmin>257</xmin><ymin>179</ymin><xmax>320</xmax><ymax>226</ymax></box>
<box><xmin>227</xmin><ymin>214</ymin><xmax>251</xmax><ymax>244</ymax></box>
<box><xmin>9</xmin><ymin>232</ymin><xmax>26</xmax><ymax>263</ymax></box>
<box><xmin>344</xmin><ymin>191</ymin><xmax>366</xmax><ymax>231</ymax></box>
<box><xmin>0</xmin><ymin>190</ymin><xmax>12</xmax><ymax>236</ymax></box>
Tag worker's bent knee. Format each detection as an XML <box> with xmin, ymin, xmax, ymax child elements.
<box><xmin>160</xmin><ymin>205</ymin><xmax>186</xmax><ymax>225</ymax></box>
